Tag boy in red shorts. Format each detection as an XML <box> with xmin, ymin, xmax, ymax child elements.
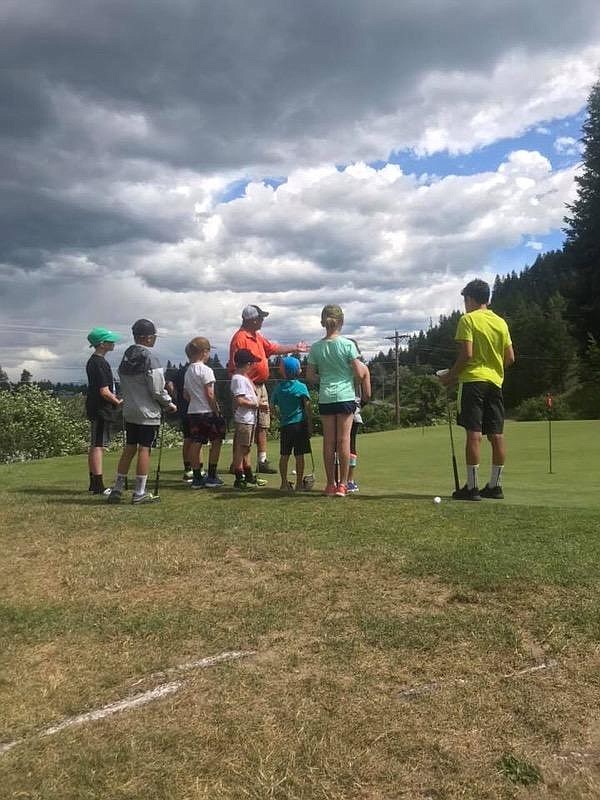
<box><xmin>183</xmin><ymin>336</ymin><xmax>226</xmax><ymax>489</ymax></box>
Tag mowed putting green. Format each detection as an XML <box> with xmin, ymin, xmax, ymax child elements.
<box><xmin>1</xmin><ymin>421</ymin><xmax>599</xmax><ymax>799</ymax></box>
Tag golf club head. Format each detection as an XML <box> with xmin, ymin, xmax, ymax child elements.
<box><xmin>302</xmin><ymin>474</ymin><xmax>315</xmax><ymax>490</ymax></box>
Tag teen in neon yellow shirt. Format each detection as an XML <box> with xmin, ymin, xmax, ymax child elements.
<box><xmin>455</xmin><ymin>308</ymin><xmax>512</xmax><ymax>387</ymax></box>
<box><xmin>439</xmin><ymin>279</ymin><xmax>515</xmax><ymax>501</ymax></box>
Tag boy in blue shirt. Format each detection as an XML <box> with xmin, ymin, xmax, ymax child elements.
<box><xmin>271</xmin><ymin>357</ymin><xmax>312</xmax><ymax>492</ymax></box>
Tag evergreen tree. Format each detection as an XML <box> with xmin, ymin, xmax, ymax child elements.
<box><xmin>19</xmin><ymin>369</ymin><xmax>32</xmax><ymax>385</ymax></box>
<box><xmin>564</xmin><ymin>78</ymin><xmax>600</xmax><ymax>343</ymax></box>
<box><xmin>0</xmin><ymin>365</ymin><xmax>9</xmax><ymax>391</ymax></box>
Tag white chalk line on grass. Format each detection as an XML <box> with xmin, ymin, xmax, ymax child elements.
<box><xmin>0</xmin><ymin>649</ymin><xmax>255</xmax><ymax>757</ymax></box>
<box><xmin>398</xmin><ymin>659</ymin><xmax>558</xmax><ymax>699</ymax></box>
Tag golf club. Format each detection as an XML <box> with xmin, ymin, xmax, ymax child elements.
<box><xmin>153</xmin><ymin>412</ymin><xmax>165</xmax><ymax>499</ymax></box>
<box><xmin>333</xmin><ymin>415</ymin><xmax>340</xmax><ymax>485</ymax></box>
<box><xmin>446</xmin><ymin>394</ymin><xmax>460</xmax><ymax>492</ymax></box>
<box><xmin>121</xmin><ymin>411</ymin><xmax>128</xmax><ymax>491</ymax></box>
<box><xmin>303</xmin><ymin>450</ymin><xmax>316</xmax><ymax>490</ymax></box>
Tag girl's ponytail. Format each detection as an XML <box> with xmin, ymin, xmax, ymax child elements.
<box><xmin>321</xmin><ymin>304</ymin><xmax>344</xmax><ymax>333</ymax></box>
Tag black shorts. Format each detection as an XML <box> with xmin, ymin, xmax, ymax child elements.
<box><xmin>188</xmin><ymin>413</ymin><xmax>227</xmax><ymax>444</ymax></box>
<box><xmin>457</xmin><ymin>381</ymin><xmax>504</xmax><ymax>435</ymax></box>
<box><xmin>90</xmin><ymin>417</ymin><xmax>111</xmax><ymax>448</ymax></box>
<box><xmin>319</xmin><ymin>401</ymin><xmax>356</xmax><ymax>416</ymax></box>
<box><xmin>125</xmin><ymin>422</ymin><xmax>159</xmax><ymax>448</ymax></box>
<box><xmin>280</xmin><ymin>422</ymin><xmax>312</xmax><ymax>456</ymax></box>
<box><xmin>180</xmin><ymin>415</ymin><xmax>191</xmax><ymax>438</ymax></box>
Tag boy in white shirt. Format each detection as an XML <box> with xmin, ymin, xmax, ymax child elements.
<box><xmin>183</xmin><ymin>337</ymin><xmax>226</xmax><ymax>489</ymax></box>
<box><xmin>231</xmin><ymin>348</ymin><xmax>267</xmax><ymax>490</ymax></box>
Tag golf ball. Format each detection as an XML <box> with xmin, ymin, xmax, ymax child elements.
<box><xmin>433</xmin><ymin>496</ymin><xmax>442</xmax><ymax>504</ymax></box>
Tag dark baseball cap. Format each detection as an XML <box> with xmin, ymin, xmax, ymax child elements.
<box><xmin>242</xmin><ymin>304</ymin><xmax>269</xmax><ymax>320</ymax></box>
<box><xmin>131</xmin><ymin>318</ymin><xmax>157</xmax><ymax>337</ymax></box>
<box><xmin>234</xmin><ymin>348</ymin><xmax>261</xmax><ymax>366</ymax></box>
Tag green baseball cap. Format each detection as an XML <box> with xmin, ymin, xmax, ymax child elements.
<box><xmin>87</xmin><ymin>326</ymin><xmax>121</xmax><ymax>347</ymax></box>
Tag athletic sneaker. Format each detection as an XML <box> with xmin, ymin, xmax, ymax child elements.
<box><xmin>183</xmin><ymin>470</ymin><xmax>194</xmax><ymax>482</ymax></box>
<box><xmin>233</xmin><ymin>479</ymin><xmax>256</xmax><ymax>491</ymax></box>
<box><xmin>480</xmin><ymin>483</ymin><xmax>504</xmax><ymax>500</ymax></box>
<box><xmin>106</xmin><ymin>488</ymin><xmax>122</xmax><ymax>504</ymax></box>
<box><xmin>323</xmin><ymin>484</ymin><xmax>337</xmax><ymax>496</ymax></box>
<box><xmin>190</xmin><ymin>477</ymin><xmax>205</xmax><ymax>489</ymax></box>
<box><xmin>258</xmin><ymin>460</ymin><xmax>277</xmax><ymax>474</ymax></box>
<box><xmin>246</xmin><ymin>476</ymin><xmax>267</xmax><ymax>487</ymax></box>
<box><xmin>452</xmin><ymin>484</ymin><xmax>482</xmax><ymax>501</ymax></box>
<box><xmin>335</xmin><ymin>483</ymin><xmax>347</xmax><ymax>497</ymax></box>
<box><xmin>204</xmin><ymin>476</ymin><xmax>224</xmax><ymax>488</ymax></box>
<box><xmin>131</xmin><ymin>492</ymin><xmax>160</xmax><ymax>504</ymax></box>
<box><xmin>346</xmin><ymin>481</ymin><xmax>359</xmax><ymax>493</ymax></box>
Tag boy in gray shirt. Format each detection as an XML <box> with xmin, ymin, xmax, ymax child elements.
<box><xmin>107</xmin><ymin>319</ymin><xmax>176</xmax><ymax>504</ymax></box>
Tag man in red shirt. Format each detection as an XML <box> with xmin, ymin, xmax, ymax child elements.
<box><xmin>229</xmin><ymin>304</ymin><xmax>308</xmax><ymax>473</ymax></box>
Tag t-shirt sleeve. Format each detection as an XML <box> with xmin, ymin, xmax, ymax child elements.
<box><xmin>504</xmin><ymin>322</ymin><xmax>513</xmax><ymax>348</ymax></box>
<box><xmin>260</xmin><ymin>335</ymin><xmax>279</xmax><ymax>358</ymax></box>
<box><xmin>346</xmin><ymin>340</ymin><xmax>359</xmax><ymax>361</ymax></box>
<box><xmin>203</xmin><ymin>366</ymin><xmax>216</xmax><ymax>385</ymax></box>
<box><xmin>89</xmin><ymin>358</ymin><xmax>112</xmax><ymax>389</ymax></box>
<box><xmin>455</xmin><ymin>314</ymin><xmax>473</xmax><ymax>342</ymax></box>
<box><xmin>230</xmin><ymin>374</ymin><xmax>245</xmax><ymax>396</ymax></box>
<box><xmin>296</xmin><ymin>382</ymin><xmax>310</xmax><ymax>399</ymax></box>
<box><xmin>307</xmin><ymin>345</ymin><xmax>317</xmax><ymax>366</ymax></box>
<box><xmin>228</xmin><ymin>331</ymin><xmax>243</xmax><ymax>375</ymax></box>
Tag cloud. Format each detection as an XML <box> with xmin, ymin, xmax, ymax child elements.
<box><xmin>553</xmin><ymin>136</ymin><xmax>584</xmax><ymax>156</ymax></box>
<box><xmin>0</xmin><ymin>0</ymin><xmax>598</xmax><ymax>377</ymax></box>
<box><xmin>0</xmin><ymin>150</ymin><xmax>579</xmax><ymax>380</ymax></box>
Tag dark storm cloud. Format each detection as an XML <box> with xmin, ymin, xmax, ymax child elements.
<box><xmin>0</xmin><ymin>0</ymin><xmax>598</xmax><ymax>381</ymax></box>
<box><xmin>0</xmin><ymin>189</ymin><xmax>160</xmax><ymax>265</ymax></box>
<box><xmin>1</xmin><ymin>1</ymin><xmax>598</xmax><ymax>261</ymax></box>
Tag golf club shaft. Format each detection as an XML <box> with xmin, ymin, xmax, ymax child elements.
<box><xmin>447</xmin><ymin>396</ymin><xmax>460</xmax><ymax>491</ymax></box>
<box><xmin>121</xmin><ymin>414</ymin><xmax>128</xmax><ymax>490</ymax></box>
<box><xmin>154</xmin><ymin>413</ymin><xmax>164</xmax><ymax>496</ymax></box>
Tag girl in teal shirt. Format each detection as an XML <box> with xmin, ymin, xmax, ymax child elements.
<box><xmin>306</xmin><ymin>305</ymin><xmax>369</xmax><ymax>497</ymax></box>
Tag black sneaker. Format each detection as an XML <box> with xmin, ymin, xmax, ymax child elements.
<box><xmin>258</xmin><ymin>461</ymin><xmax>277</xmax><ymax>474</ymax></box>
<box><xmin>480</xmin><ymin>483</ymin><xmax>504</xmax><ymax>500</ymax></box>
<box><xmin>233</xmin><ymin>479</ymin><xmax>256</xmax><ymax>491</ymax></box>
<box><xmin>452</xmin><ymin>484</ymin><xmax>482</xmax><ymax>501</ymax></box>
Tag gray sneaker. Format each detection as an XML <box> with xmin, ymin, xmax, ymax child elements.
<box><xmin>106</xmin><ymin>488</ymin><xmax>122</xmax><ymax>504</ymax></box>
<box><xmin>131</xmin><ymin>492</ymin><xmax>160</xmax><ymax>505</ymax></box>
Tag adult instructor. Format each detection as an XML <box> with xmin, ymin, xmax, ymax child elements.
<box><xmin>229</xmin><ymin>305</ymin><xmax>308</xmax><ymax>474</ymax></box>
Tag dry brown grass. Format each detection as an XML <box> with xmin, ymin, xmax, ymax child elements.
<box><xmin>2</xmin><ymin>466</ymin><xmax>600</xmax><ymax>798</ymax></box>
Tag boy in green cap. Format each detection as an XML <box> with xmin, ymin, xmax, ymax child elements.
<box><xmin>86</xmin><ymin>326</ymin><xmax>123</xmax><ymax>494</ymax></box>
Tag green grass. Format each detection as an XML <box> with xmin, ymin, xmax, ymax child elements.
<box><xmin>1</xmin><ymin>421</ymin><xmax>600</xmax><ymax>799</ymax></box>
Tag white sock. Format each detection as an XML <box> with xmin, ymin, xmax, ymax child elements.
<box><xmin>134</xmin><ymin>475</ymin><xmax>148</xmax><ymax>496</ymax></box>
<box><xmin>467</xmin><ymin>465</ymin><xmax>479</xmax><ymax>490</ymax></box>
<box><xmin>490</xmin><ymin>465</ymin><xmax>504</xmax><ymax>488</ymax></box>
<box><xmin>114</xmin><ymin>473</ymin><xmax>127</xmax><ymax>491</ymax></box>
<box><xmin>258</xmin><ymin>452</ymin><xmax>267</xmax><ymax>463</ymax></box>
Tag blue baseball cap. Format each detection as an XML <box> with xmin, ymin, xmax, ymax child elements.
<box><xmin>281</xmin><ymin>356</ymin><xmax>301</xmax><ymax>377</ymax></box>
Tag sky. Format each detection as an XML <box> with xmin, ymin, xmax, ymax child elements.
<box><xmin>1</xmin><ymin>0</ymin><xmax>599</xmax><ymax>381</ymax></box>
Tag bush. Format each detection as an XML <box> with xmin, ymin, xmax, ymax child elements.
<box><xmin>0</xmin><ymin>386</ymin><xmax>88</xmax><ymax>462</ymax></box>
<box><xmin>513</xmin><ymin>394</ymin><xmax>569</xmax><ymax>421</ymax></box>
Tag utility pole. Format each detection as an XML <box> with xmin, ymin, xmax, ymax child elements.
<box><xmin>385</xmin><ymin>331</ymin><xmax>410</xmax><ymax>426</ymax></box>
